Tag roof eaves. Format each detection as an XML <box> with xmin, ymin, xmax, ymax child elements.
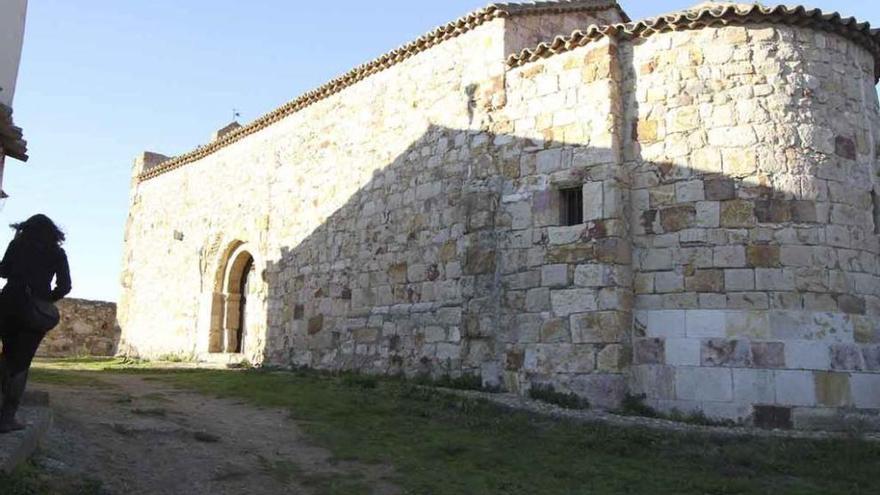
<box><xmin>138</xmin><ymin>1</ymin><xmax>627</xmax><ymax>182</ymax></box>
<box><xmin>506</xmin><ymin>3</ymin><xmax>880</xmax><ymax>79</ymax></box>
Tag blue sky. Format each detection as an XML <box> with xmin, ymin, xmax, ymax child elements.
<box><xmin>4</xmin><ymin>0</ymin><xmax>878</xmax><ymax>302</ymax></box>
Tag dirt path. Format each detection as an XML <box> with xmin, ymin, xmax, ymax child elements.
<box><xmin>32</xmin><ymin>373</ymin><xmax>399</xmax><ymax>495</ymax></box>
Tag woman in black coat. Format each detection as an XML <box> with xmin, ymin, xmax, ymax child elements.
<box><xmin>0</xmin><ymin>214</ymin><xmax>71</xmax><ymax>432</ymax></box>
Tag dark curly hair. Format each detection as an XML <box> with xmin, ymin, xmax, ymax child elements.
<box><xmin>10</xmin><ymin>214</ymin><xmax>65</xmax><ymax>246</ymax></box>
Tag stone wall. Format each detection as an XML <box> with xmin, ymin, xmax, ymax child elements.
<box><xmin>120</xmin><ymin>2</ymin><xmax>880</xmax><ymax>426</ymax></box>
<box><xmin>37</xmin><ymin>299</ymin><xmax>120</xmax><ymax>357</ymax></box>
<box><xmin>623</xmin><ymin>24</ymin><xmax>880</xmax><ymax>427</ymax></box>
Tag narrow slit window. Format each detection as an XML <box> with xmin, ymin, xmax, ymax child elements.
<box><xmin>873</xmin><ymin>189</ymin><xmax>880</xmax><ymax>235</ymax></box>
<box><xmin>560</xmin><ymin>186</ymin><xmax>584</xmax><ymax>226</ymax></box>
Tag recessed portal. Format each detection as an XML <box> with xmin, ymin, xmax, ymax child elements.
<box><xmin>209</xmin><ymin>243</ymin><xmax>256</xmax><ymax>354</ymax></box>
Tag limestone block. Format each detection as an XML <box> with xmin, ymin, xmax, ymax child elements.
<box><xmin>784</xmin><ymin>342</ymin><xmax>832</xmax><ymax>371</ymax></box>
<box><xmin>541</xmin><ymin>264</ymin><xmax>569</xmax><ymax>288</ymax></box>
<box><xmin>775</xmin><ymin>370</ymin><xmax>817</xmax><ymax>407</ymax></box>
<box><xmin>653</xmin><ymin>271</ymin><xmax>683</xmax><ymax>293</ymax></box>
<box><xmin>634</xmin><ymin>338</ymin><xmax>664</xmax><ymax>365</ymax></box>
<box><xmin>583</xmin><ymin>181</ymin><xmax>604</xmax><ymax>221</ymax></box>
<box><xmin>660</xmin><ymin>205</ymin><xmax>696</xmax><ymax>232</ymax></box>
<box><xmin>746</xmin><ymin>245</ymin><xmax>780</xmax><ymax>267</ymax></box>
<box><xmin>685</xmin><ymin>310</ymin><xmax>725</xmax><ymax>338</ymax></box>
<box><xmin>597</xmin><ymin>344</ymin><xmax>630</xmax><ymax>372</ymax></box>
<box><xmin>641</xmin><ymin>309</ymin><xmax>686</xmax><ymax>338</ymax></box>
<box><xmin>629</xmin><ymin>364</ymin><xmax>675</xmax><ymax>400</ymax></box>
<box><xmin>567</xmin><ymin>374</ymin><xmax>626</xmax><ymax>409</ymax></box>
<box><xmin>695</xmin><ymin>201</ymin><xmax>720</xmax><ymax>227</ymax></box>
<box><xmin>850</xmin><ymin>374</ymin><xmax>880</xmax><ymax>408</ymax></box>
<box><xmin>733</xmin><ymin>368</ymin><xmax>776</xmax><ymax>404</ymax></box>
<box><xmin>664</xmin><ymin>337</ymin><xmax>700</xmax><ymax>366</ymax></box>
<box><xmin>551</xmin><ymin>289</ymin><xmax>597</xmax><ymax>317</ymax></box>
<box><xmin>722</xmin><ymin>148</ymin><xmax>757</xmax><ymax>177</ymax></box>
<box><xmin>704</xmin><ymin>177</ymin><xmax>735</xmax><ymax>201</ymax></box>
<box><xmin>685</xmin><ymin>269</ymin><xmax>723</xmax><ymax>292</ymax></box>
<box><xmin>769</xmin><ymin>311</ymin><xmax>853</xmax><ymax>342</ymax></box>
<box><xmin>540</xmin><ymin>318</ymin><xmax>570</xmax><ymax>344</ymax></box>
<box><xmin>570</xmin><ymin>311</ymin><xmax>626</xmax><ymax>343</ymax></box>
<box><xmin>714</xmin><ymin>246</ymin><xmax>746</xmax><ymax>268</ymax></box>
<box><xmin>701</xmin><ymin>339</ymin><xmax>752</xmax><ymax>367</ymax></box>
<box><xmin>525</xmin><ymin>287</ymin><xmax>551</xmax><ymax>312</ymax></box>
<box><xmin>720</xmin><ymin>200</ymin><xmax>756</xmax><ymax>228</ymax></box>
<box><xmin>813</xmin><ymin>371</ymin><xmax>853</xmax><ymax>407</ymax></box>
<box><xmin>830</xmin><ymin>344</ymin><xmax>865</xmax><ymax>371</ymax></box>
<box><xmin>755</xmin><ymin>268</ymin><xmax>795</xmax><ymax>291</ymax></box>
<box><xmin>724</xmin><ymin>269</ymin><xmax>754</xmax><ymax>291</ymax></box>
<box><xmin>574</xmin><ymin>264</ymin><xmax>610</xmax><ymax>287</ymax></box>
<box><xmin>751</xmin><ymin>342</ymin><xmax>785</xmax><ymax>368</ymax></box>
<box><xmin>863</xmin><ymin>345</ymin><xmax>880</xmax><ymax>371</ymax></box>
<box><xmin>675</xmin><ymin>366</ymin><xmax>733</xmax><ymax>402</ymax></box>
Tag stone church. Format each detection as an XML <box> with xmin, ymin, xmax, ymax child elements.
<box><xmin>119</xmin><ymin>0</ymin><xmax>880</xmax><ymax>428</ymax></box>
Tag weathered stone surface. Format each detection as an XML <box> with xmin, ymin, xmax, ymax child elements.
<box><xmin>118</xmin><ymin>12</ymin><xmax>880</xmax><ymax>425</ymax></box>
<box><xmin>701</xmin><ymin>339</ymin><xmax>751</xmax><ymax>367</ymax></box>
<box><xmin>719</xmin><ymin>200</ymin><xmax>755</xmax><ymax>227</ymax></box>
<box><xmin>38</xmin><ymin>299</ymin><xmax>120</xmax><ymax>357</ymax></box>
<box><xmin>660</xmin><ymin>205</ymin><xmax>696</xmax><ymax>232</ymax></box>
<box><xmin>746</xmin><ymin>245</ymin><xmax>781</xmax><ymax>268</ymax></box>
<box><xmin>813</xmin><ymin>371</ymin><xmax>852</xmax><ymax>407</ymax></box>
<box><xmin>751</xmin><ymin>342</ymin><xmax>785</xmax><ymax>368</ymax></box>
<box><xmin>634</xmin><ymin>338</ymin><xmax>664</xmax><ymax>365</ymax></box>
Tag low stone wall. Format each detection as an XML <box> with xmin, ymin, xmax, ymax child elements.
<box><xmin>37</xmin><ymin>298</ymin><xmax>120</xmax><ymax>357</ymax></box>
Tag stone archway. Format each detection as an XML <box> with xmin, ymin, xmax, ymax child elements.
<box><xmin>209</xmin><ymin>243</ymin><xmax>256</xmax><ymax>354</ymax></box>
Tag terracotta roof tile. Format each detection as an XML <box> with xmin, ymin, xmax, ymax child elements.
<box><xmin>507</xmin><ymin>3</ymin><xmax>880</xmax><ymax>76</ymax></box>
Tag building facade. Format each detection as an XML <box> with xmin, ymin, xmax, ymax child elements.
<box><xmin>120</xmin><ymin>1</ymin><xmax>880</xmax><ymax>428</ymax></box>
<box><xmin>0</xmin><ymin>0</ymin><xmax>29</xmax><ymax>200</ymax></box>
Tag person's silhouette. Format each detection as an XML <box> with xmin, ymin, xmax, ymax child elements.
<box><xmin>0</xmin><ymin>214</ymin><xmax>71</xmax><ymax>432</ymax></box>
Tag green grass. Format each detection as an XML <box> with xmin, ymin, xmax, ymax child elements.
<box><xmin>528</xmin><ymin>383</ymin><xmax>591</xmax><ymax>410</ymax></box>
<box><xmin>28</xmin><ymin>368</ymin><xmax>110</xmax><ymax>388</ymax></box>
<box><xmin>123</xmin><ymin>367</ymin><xmax>880</xmax><ymax>495</ymax></box>
<box><xmin>0</xmin><ymin>462</ymin><xmax>105</xmax><ymax>495</ymax></box>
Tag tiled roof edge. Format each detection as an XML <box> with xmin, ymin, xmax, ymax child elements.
<box><xmin>138</xmin><ymin>1</ymin><xmax>624</xmax><ymax>182</ymax></box>
<box><xmin>506</xmin><ymin>3</ymin><xmax>880</xmax><ymax>79</ymax></box>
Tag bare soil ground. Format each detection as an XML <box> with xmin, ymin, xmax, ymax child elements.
<box><xmin>32</xmin><ymin>372</ymin><xmax>399</xmax><ymax>495</ymax></box>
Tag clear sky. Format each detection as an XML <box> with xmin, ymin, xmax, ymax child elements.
<box><xmin>4</xmin><ymin>0</ymin><xmax>878</xmax><ymax>302</ymax></box>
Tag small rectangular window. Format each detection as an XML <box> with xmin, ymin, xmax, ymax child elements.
<box><xmin>559</xmin><ymin>186</ymin><xmax>584</xmax><ymax>226</ymax></box>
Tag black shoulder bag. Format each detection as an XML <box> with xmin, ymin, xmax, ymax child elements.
<box><xmin>21</xmin><ymin>286</ymin><xmax>60</xmax><ymax>333</ymax></box>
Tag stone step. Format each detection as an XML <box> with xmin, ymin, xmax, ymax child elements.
<box><xmin>0</xmin><ymin>396</ymin><xmax>53</xmax><ymax>473</ymax></box>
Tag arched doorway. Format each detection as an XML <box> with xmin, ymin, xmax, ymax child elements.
<box><xmin>209</xmin><ymin>244</ymin><xmax>256</xmax><ymax>354</ymax></box>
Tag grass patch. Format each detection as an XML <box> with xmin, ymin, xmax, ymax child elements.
<box><xmin>528</xmin><ymin>384</ymin><xmax>590</xmax><ymax>410</ymax></box>
<box><xmin>0</xmin><ymin>462</ymin><xmax>105</xmax><ymax>495</ymax></box>
<box><xmin>110</xmin><ymin>367</ymin><xmax>880</xmax><ymax>495</ymax></box>
<box><xmin>413</xmin><ymin>372</ymin><xmax>494</xmax><ymax>392</ymax></box>
<box><xmin>29</xmin><ymin>369</ymin><xmax>110</xmax><ymax>388</ymax></box>
<box><xmin>618</xmin><ymin>393</ymin><xmax>737</xmax><ymax>427</ymax></box>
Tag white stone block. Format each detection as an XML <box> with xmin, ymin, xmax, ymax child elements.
<box><xmin>665</xmin><ymin>338</ymin><xmax>701</xmax><ymax>366</ymax></box>
<box><xmin>646</xmin><ymin>310</ymin><xmax>685</xmax><ymax>338</ymax></box>
<box><xmin>775</xmin><ymin>370</ymin><xmax>817</xmax><ymax>406</ymax></box>
<box><xmin>850</xmin><ymin>373</ymin><xmax>880</xmax><ymax>409</ymax></box>
<box><xmin>733</xmin><ymin>368</ymin><xmax>775</xmax><ymax>403</ymax></box>
<box><xmin>784</xmin><ymin>342</ymin><xmax>831</xmax><ymax>370</ymax></box>
<box><xmin>724</xmin><ymin>310</ymin><xmax>769</xmax><ymax>339</ymax></box>
<box><xmin>686</xmin><ymin>310</ymin><xmax>725</xmax><ymax>338</ymax></box>
<box><xmin>675</xmin><ymin>366</ymin><xmax>733</xmax><ymax>402</ymax></box>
